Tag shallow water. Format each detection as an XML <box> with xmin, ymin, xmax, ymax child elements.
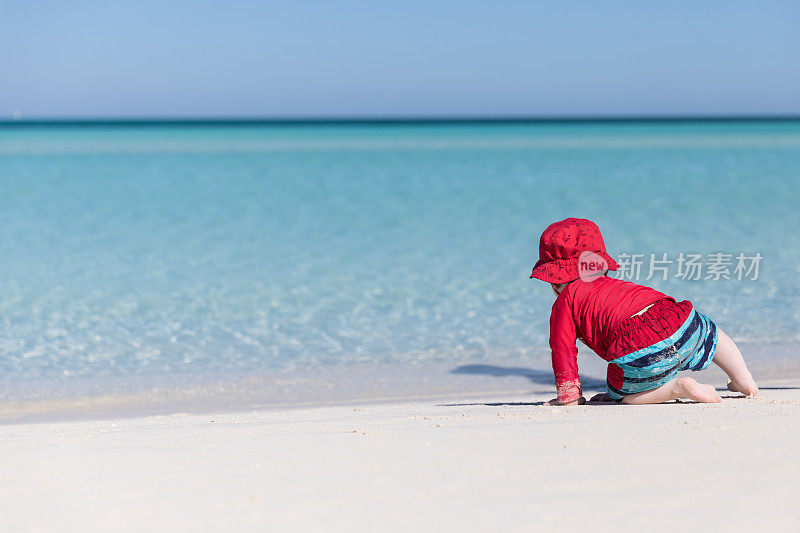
<box><xmin>1</xmin><ymin>121</ymin><xmax>799</xmax><ymax>398</ymax></box>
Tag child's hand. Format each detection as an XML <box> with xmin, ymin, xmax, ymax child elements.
<box><xmin>544</xmin><ymin>396</ymin><xmax>586</xmax><ymax>406</ymax></box>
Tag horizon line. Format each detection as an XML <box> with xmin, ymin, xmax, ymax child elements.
<box><xmin>3</xmin><ymin>114</ymin><xmax>800</xmax><ymax>126</ymax></box>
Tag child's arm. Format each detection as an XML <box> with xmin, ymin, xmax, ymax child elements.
<box><xmin>546</xmin><ymin>295</ymin><xmax>583</xmax><ymax>406</ymax></box>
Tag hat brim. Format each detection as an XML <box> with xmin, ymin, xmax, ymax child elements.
<box><xmin>529</xmin><ymin>253</ymin><xmax>619</xmax><ymax>284</ymax></box>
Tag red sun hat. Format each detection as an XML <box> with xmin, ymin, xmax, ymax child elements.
<box><xmin>529</xmin><ymin>218</ymin><xmax>619</xmax><ymax>284</ymax></box>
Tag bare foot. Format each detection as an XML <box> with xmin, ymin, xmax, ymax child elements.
<box><xmin>727</xmin><ymin>380</ymin><xmax>759</xmax><ymax>398</ymax></box>
<box><xmin>677</xmin><ymin>377</ymin><xmax>722</xmax><ymax>403</ymax></box>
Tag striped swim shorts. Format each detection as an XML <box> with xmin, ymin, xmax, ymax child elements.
<box><xmin>606</xmin><ymin>309</ymin><xmax>718</xmax><ymax>401</ymax></box>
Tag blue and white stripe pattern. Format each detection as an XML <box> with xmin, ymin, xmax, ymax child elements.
<box><xmin>607</xmin><ymin>310</ymin><xmax>718</xmax><ymax>400</ymax></box>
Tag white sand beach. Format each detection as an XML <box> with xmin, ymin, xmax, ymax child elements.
<box><xmin>2</xmin><ymin>378</ymin><xmax>799</xmax><ymax>533</ymax></box>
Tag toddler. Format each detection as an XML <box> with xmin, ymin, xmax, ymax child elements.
<box><xmin>530</xmin><ymin>218</ymin><xmax>758</xmax><ymax>405</ymax></box>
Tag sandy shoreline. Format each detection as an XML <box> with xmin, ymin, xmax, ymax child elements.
<box><xmin>1</xmin><ymin>377</ymin><xmax>798</xmax><ymax>532</ymax></box>
<box><xmin>3</xmin><ymin>344</ymin><xmax>799</xmax><ymax>424</ymax></box>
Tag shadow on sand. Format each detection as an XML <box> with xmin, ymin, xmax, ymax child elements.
<box><xmin>715</xmin><ymin>386</ymin><xmax>800</xmax><ymax>391</ymax></box>
<box><xmin>440</xmin><ymin>400</ymin><xmax>550</xmax><ymax>407</ymax></box>
<box><xmin>442</xmin><ymin>364</ymin><xmax>611</xmax><ymax>406</ymax></box>
<box><xmin>450</xmin><ymin>363</ymin><xmax>606</xmax><ymax>389</ymax></box>
<box><xmin>442</xmin><ymin>364</ymin><xmax>796</xmax><ymax>407</ymax></box>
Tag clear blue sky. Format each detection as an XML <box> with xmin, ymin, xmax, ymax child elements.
<box><xmin>2</xmin><ymin>0</ymin><xmax>799</xmax><ymax>118</ymax></box>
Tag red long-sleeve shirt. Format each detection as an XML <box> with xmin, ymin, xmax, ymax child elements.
<box><xmin>549</xmin><ymin>276</ymin><xmax>668</xmax><ymax>403</ymax></box>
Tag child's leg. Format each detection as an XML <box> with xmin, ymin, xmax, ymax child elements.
<box><xmin>621</xmin><ymin>377</ymin><xmax>721</xmax><ymax>404</ymax></box>
<box><xmin>713</xmin><ymin>329</ymin><xmax>758</xmax><ymax>397</ymax></box>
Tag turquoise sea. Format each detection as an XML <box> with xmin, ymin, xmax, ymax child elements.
<box><xmin>1</xmin><ymin>121</ymin><xmax>799</xmax><ymax>405</ymax></box>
